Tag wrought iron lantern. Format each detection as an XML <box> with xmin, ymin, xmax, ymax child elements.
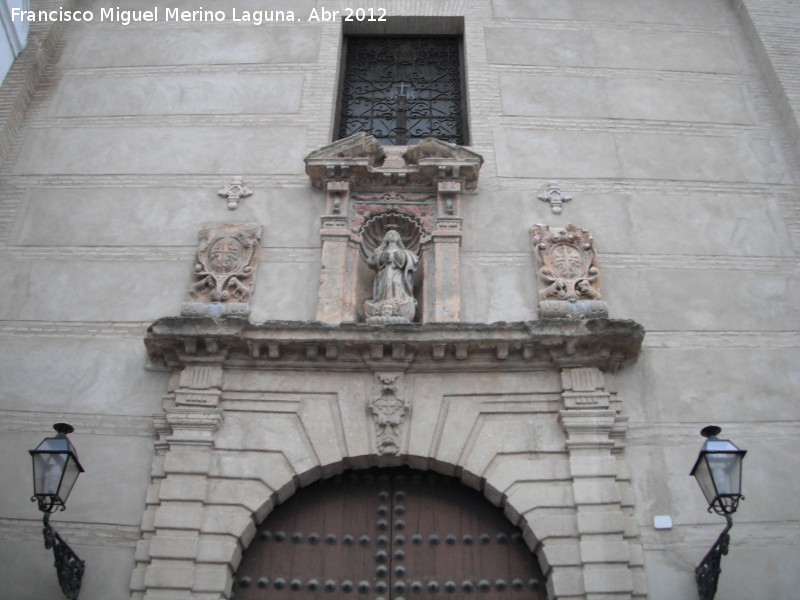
<box><xmin>690</xmin><ymin>425</ymin><xmax>746</xmax><ymax>600</ymax></box>
<box><xmin>29</xmin><ymin>423</ymin><xmax>85</xmax><ymax>599</ymax></box>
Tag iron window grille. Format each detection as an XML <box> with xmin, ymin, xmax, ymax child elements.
<box><xmin>337</xmin><ymin>36</ymin><xmax>468</xmax><ymax>146</ymax></box>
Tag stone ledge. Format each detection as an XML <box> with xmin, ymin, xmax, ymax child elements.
<box><xmin>145</xmin><ymin>317</ymin><xmax>644</xmax><ymax>373</ymax></box>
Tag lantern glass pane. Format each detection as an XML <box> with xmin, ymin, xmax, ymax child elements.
<box><xmin>31</xmin><ymin>437</ymin><xmax>71</xmax><ymax>496</ymax></box>
<box><xmin>706</xmin><ymin>452</ymin><xmax>742</xmax><ymax>496</ymax></box>
<box><xmin>692</xmin><ymin>455</ymin><xmax>718</xmax><ymax>505</ymax></box>
<box><xmin>32</xmin><ymin>451</ymin><xmax>67</xmax><ymax>496</ymax></box>
<box><xmin>59</xmin><ymin>455</ymin><xmax>81</xmax><ymax>503</ymax></box>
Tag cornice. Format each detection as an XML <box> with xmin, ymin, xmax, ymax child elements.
<box><xmin>304</xmin><ymin>133</ymin><xmax>484</xmax><ymax>192</ymax></box>
<box><xmin>145</xmin><ymin>317</ymin><xmax>644</xmax><ymax>373</ymax></box>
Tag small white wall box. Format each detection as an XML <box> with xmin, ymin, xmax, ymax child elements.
<box><xmin>653</xmin><ymin>515</ymin><xmax>673</xmax><ymax>530</ymax></box>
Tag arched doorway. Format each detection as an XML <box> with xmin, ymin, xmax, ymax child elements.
<box><xmin>232</xmin><ymin>468</ymin><xmax>547</xmax><ymax>599</ymax></box>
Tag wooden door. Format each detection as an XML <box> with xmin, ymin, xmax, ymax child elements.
<box><xmin>232</xmin><ymin>468</ymin><xmax>547</xmax><ymax>599</ymax></box>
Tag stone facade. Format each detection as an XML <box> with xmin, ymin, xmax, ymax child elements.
<box><xmin>0</xmin><ymin>1</ymin><xmax>799</xmax><ymax>600</ymax></box>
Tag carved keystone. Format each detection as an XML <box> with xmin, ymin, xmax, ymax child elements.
<box><xmin>368</xmin><ymin>373</ymin><xmax>410</xmax><ymax>455</ymax></box>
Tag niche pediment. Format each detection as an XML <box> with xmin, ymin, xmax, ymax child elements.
<box><xmin>305</xmin><ymin>133</ymin><xmax>483</xmax><ymax>192</ymax></box>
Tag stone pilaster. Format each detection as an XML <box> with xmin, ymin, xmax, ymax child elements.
<box><xmin>316</xmin><ymin>219</ymin><xmax>360</xmax><ymax>324</ymax></box>
<box><xmin>315</xmin><ymin>180</ymin><xmax>361</xmax><ymax>324</ymax></box>
<box><xmin>134</xmin><ymin>364</ymin><xmax>227</xmax><ymax>600</ymax></box>
<box><xmin>558</xmin><ymin>368</ymin><xmax>646</xmax><ymax>600</ymax></box>
<box><xmin>423</xmin><ymin>217</ymin><xmax>462</xmax><ymax>322</ymax></box>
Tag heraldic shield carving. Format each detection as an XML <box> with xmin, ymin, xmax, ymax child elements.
<box><xmin>530</xmin><ymin>224</ymin><xmax>608</xmax><ymax>319</ymax></box>
<box><xmin>181</xmin><ymin>224</ymin><xmax>263</xmax><ymax>317</ymax></box>
<box><xmin>368</xmin><ymin>373</ymin><xmax>410</xmax><ymax>455</ymax></box>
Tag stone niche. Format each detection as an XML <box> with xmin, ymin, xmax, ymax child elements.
<box><xmin>304</xmin><ymin>133</ymin><xmax>483</xmax><ymax>324</ymax></box>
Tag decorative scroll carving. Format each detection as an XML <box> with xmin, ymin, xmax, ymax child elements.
<box><xmin>181</xmin><ymin>224</ymin><xmax>263</xmax><ymax>317</ymax></box>
<box><xmin>368</xmin><ymin>373</ymin><xmax>410</xmax><ymax>455</ymax></box>
<box><xmin>363</xmin><ymin>228</ymin><xmax>419</xmax><ymax>324</ymax></box>
<box><xmin>530</xmin><ymin>224</ymin><xmax>608</xmax><ymax>319</ymax></box>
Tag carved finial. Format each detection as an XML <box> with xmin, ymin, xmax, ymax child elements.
<box><xmin>538</xmin><ymin>181</ymin><xmax>573</xmax><ymax>214</ymax></box>
<box><xmin>218</xmin><ymin>178</ymin><xmax>253</xmax><ymax>210</ymax></box>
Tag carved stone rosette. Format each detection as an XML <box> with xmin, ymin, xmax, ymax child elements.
<box><xmin>181</xmin><ymin>224</ymin><xmax>263</xmax><ymax>317</ymax></box>
<box><xmin>530</xmin><ymin>224</ymin><xmax>608</xmax><ymax>319</ymax></box>
<box><xmin>368</xmin><ymin>373</ymin><xmax>410</xmax><ymax>455</ymax></box>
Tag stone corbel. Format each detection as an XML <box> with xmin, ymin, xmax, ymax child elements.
<box><xmin>174</xmin><ymin>365</ymin><xmax>223</xmax><ymax>408</ymax></box>
<box><xmin>560</xmin><ymin>367</ymin><xmax>610</xmax><ymax>410</ymax></box>
<box><xmin>325</xmin><ymin>180</ymin><xmax>350</xmax><ymax>220</ymax></box>
<box><xmin>559</xmin><ymin>367</ymin><xmax>616</xmax><ymax>450</ymax></box>
<box><xmin>437</xmin><ymin>179</ymin><xmax>461</xmax><ymax>217</ymax></box>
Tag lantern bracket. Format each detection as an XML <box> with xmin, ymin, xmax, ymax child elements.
<box><xmin>42</xmin><ymin>513</ymin><xmax>85</xmax><ymax>600</ymax></box>
<box><xmin>695</xmin><ymin>515</ymin><xmax>733</xmax><ymax>600</ymax></box>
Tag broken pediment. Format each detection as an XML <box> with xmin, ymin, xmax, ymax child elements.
<box><xmin>305</xmin><ymin>133</ymin><xmax>483</xmax><ymax>192</ymax></box>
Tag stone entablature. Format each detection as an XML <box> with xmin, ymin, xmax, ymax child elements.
<box><xmin>304</xmin><ymin>134</ymin><xmax>483</xmax><ymax>325</ymax></box>
<box><xmin>145</xmin><ymin>318</ymin><xmax>644</xmax><ymax>373</ymax></box>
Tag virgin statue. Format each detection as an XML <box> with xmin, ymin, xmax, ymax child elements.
<box><xmin>363</xmin><ymin>229</ymin><xmax>419</xmax><ymax>323</ymax></box>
